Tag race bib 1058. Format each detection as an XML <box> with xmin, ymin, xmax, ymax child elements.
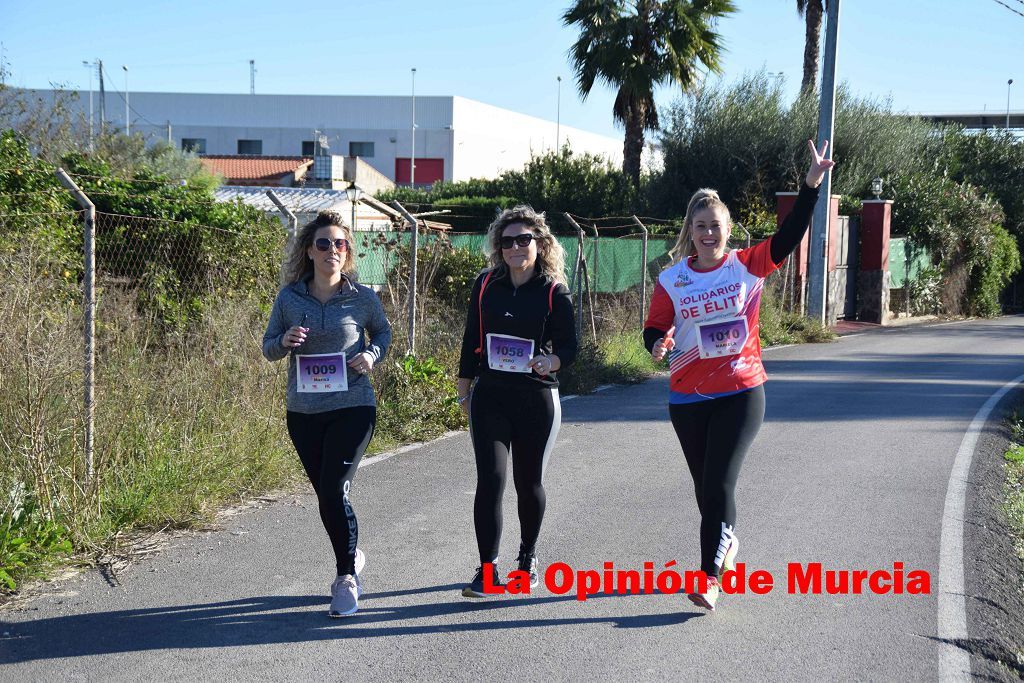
<box><xmin>486</xmin><ymin>334</ymin><xmax>535</xmax><ymax>373</ymax></box>
<box><xmin>296</xmin><ymin>352</ymin><xmax>348</xmax><ymax>392</ymax></box>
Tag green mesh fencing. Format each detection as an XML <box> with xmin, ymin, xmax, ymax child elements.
<box><xmin>888</xmin><ymin>237</ymin><xmax>932</xmax><ymax>287</ymax></box>
<box><xmin>352</xmin><ymin>230</ymin><xmax>679</xmax><ymax>293</ymax></box>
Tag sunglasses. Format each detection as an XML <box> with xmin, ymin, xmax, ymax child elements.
<box><xmin>314</xmin><ymin>238</ymin><xmax>350</xmax><ymax>252</ymax></box>
<box><xmin>499</xmin><ymin>234</ymin><xmax>536</xmax><ymax>250</ymax></box>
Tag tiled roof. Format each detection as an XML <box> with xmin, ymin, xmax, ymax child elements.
<box><xmin>200</xmin><ymin>155</ymin><xmax>313</xmax><ymax>185</ymax></box>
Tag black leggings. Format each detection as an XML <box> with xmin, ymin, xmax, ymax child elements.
<box><xmin>286</xmin><ymin>405</ymin><xmax>376</xmax><ymax>576</ymax></box>
<box><xmin>468</xmin><ymin>382</ymin><xmax>561</xmax><ymax>564</ymax></box>
<box><xmin>669</xmin><ymin>385</ymin><xmax>765</xmax><ymax>576</ymax></box>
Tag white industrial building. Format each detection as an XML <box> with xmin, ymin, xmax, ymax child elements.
<box><xmin>35</xmin><ymin>90</ymin><xmax>625</xmax><ymax>185</ymax></box>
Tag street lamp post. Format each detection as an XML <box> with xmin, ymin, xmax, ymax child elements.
<box><xmin>1008</xmin><ymin>79</ymin><xmax>1014</xmax><ymax>130</ymax></box>
<box><xmin>345</xmin><ymin>185</ymin><xmax>361</xmax><ymax>233</ymax></box>
<box><xmin>411</xmin><ymin>68</ymin><xmax>416</xmax><ymax>188</ymax></box>
<box><xmin>556</xmin><ymin>76</ymin><xmax>562</xmax><ymax>152</ymax></box>
<box><xmin>122</xmin><ymin>65</ymin><xmax>129</xmax><ymax>135</ymax></box>
<box><xmin>82</xmin><ymin>60</ymin><xmax>94</xmax><ymax>151</ymax></box>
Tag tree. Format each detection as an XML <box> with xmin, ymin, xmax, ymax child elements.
<box><xmin>796</xmin><ymin>0</ymin><xmax>825</xmax><ymax>96</ymax></box>
<box><xmin>563</xmin><ymin>0</ymin><xmax>735</xmax><ymax>187</ymax></box>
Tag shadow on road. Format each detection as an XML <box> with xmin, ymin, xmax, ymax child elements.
<box><xmin>562</xmin><ymin>353</ymin><xmax>1022</xmax><ymax>426</ymax></box>
<box><xmin>1</xmin><ymin>587</ymin><xmax>701</xmax><ymax>662</ymax></box>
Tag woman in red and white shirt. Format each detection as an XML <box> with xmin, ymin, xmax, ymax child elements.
<box><xmin>643</xmin><ymin>140</ymin><xmax>835</xmax><ymax>611</ymax></box>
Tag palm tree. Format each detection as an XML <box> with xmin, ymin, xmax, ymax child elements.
<box><xmin>796</xmin><ymin>0</ymin><xmax>825</xmax><ymax>96</ymax></box>
<box><xmin>563</xmin><ymin>0</ymin><xmax>735</xmax><ymax>187</ymax></box>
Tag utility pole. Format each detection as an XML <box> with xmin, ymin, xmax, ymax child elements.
<box><xmin>556</xmin><ymin>75</ymin><xmax>562</xmax><ymax>152</ymax></box>
<box><xmin>98</xmin><ymin>59</ymin><xmax>106</xmax><ymax>132</ymax></box>
<box><xmin>82</xmin><ymin>60</ymin><xmax>94</xmax><ymax>151</ymax></box>
<box><xmin>166</xmin><ymin>120</ymin><xmax>172</xmax><ymax>144</ymax></box>
<box><xmin>807</xmin><ymin>0</ymin><xmax>840</xmax><ymax>323</ymax></box>
<box><xmin>1008</xmin><ymin>79</ymin><xmax>1014</xmax><ymax>130</ymax></box>
<box><xmin>250</xmin><ymin>59</ymin><xmax>256</xmax><ymax>95</ymax></box>
<box><xmin>410</xmin><ymin>68</ymin><xmax>416</xmax><ymax>187</ymax></box>
<box><xmin>122</xmin><ymin>65</ymin><xmax>129</xmax><ymax>135</ymax></box>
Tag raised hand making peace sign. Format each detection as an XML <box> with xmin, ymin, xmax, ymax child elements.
<box><xmin>805</xmin><ymin>139</ymin><xmax>836</xmax><ymax>189</ymax></box>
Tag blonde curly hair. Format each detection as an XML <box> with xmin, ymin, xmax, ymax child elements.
<box><xmin>283</xmin><ymin>210</ymin><xmax>357</xmax><ymax>284</ymax></box>
<box><xmin>668</xmin><ymin>188</ymin><xmax>732</xmax><ymax>264</ymax></box>
<box><xmin>484</xmin><ymin>205</ymin><xmax>566</xmax><ymax>284</ymax></box>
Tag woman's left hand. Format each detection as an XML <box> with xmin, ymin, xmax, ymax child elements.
<box><xmin>527</xmin><ymin>354</ymin><xmax>561</xmax><ymax>376</ymax></box>
<box><xmin>347</xmin><ymin>352</ymin><xmax>374</xmax><ymax>376</ymax></box>
<box><xmin>805</xmin><ymin>139</ymin><xmax>837</xmax><ymax>189</ymax></box>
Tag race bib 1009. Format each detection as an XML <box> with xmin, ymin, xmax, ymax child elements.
<box><xmin>486</xmin><ymin>333</ymin><xmax>534</xmax><ymax>373</ymax></box>
<box><xmin>695</xmin><ymin>317</ymin><xmax>749</xmax><ymax>359</ymax></box>
<box><xmin>296</xmin><ymin>352</ymin><xmax>348</xmax><ymax>392</ymax></box>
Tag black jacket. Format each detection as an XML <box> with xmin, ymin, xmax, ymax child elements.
<box><xmin>459</xmin><ymin>267</ymin><xmax>578</xmax><ymax>388</ymax></box>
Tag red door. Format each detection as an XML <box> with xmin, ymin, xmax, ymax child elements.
<box><xmin>395</xmin><ymin>158</ymin><xmax>444</xmax><ymax>184</ymax></box>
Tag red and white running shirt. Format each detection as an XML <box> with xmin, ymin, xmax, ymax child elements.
<box><xmin>645</xmin><ymin>239</ymin><xmax>781</xmax><ymax>403</ymax></box>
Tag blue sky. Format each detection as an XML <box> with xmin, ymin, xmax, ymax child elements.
<box><xmin>2</xmin><ymin>0</ymin><xmax>1022</xmax><ymax>140</ymax></box>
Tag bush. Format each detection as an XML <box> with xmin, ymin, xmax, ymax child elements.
<box><xmin>941</xmin><ymin>128</ymin><xmax>1024</xmax><ymax>243</ymax></box>
<box><xmin>909</xmin><ymin>266</ymin><xmax>943</xmax><ymax>316</ymax></box>
<box><xmin>966</xmin><ymin>224</ymin><xmax>1021</xmax><ymax>317</ymax></box>
<box><xmin>375</xmin><ymin>354</ymin><xmax>463</xmax><ymax>447</ymax></box>
<box><xmin>0</xmin><ymin>494</ymin><xmax>73</xmax><ymax>591</ymax></box>
<box><xmin>888</xmin><ymin>172</ymin><xmax>1017</xmax><ymax>316</ymax></box>
<box><xmin>430</xmin><ymin>244</ymin><xmax>488</xmax><ymax>304</ymax></box>
<box><xmin>651</xmin><ymin>71</ymin><xmax>940</xmax><ymax>218</ymax></box>
<box><xmin>378</xmin><ymin>147</ymin><xmax>639</xmax><ymax>233</ymax></box>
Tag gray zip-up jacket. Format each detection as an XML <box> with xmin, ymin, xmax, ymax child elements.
<box><xmin>262</xmin><ymin>275</ymin><xmax>392</xmax><ymax>414</ymax></box>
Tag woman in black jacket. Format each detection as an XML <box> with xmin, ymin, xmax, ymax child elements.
<box><xmin>456</xmin><ymin>205</ymin><xmax>578</xmax><ymax>597</ymax></box>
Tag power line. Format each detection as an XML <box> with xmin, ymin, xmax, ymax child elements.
<box><xmin>99</xmin><ymin>63</ymin><xmax>163</xmax><ymax>131</ymax></box>
<box><xmin>991</xmin><ymin>0</ymin><xmax>1024</xmax><ymax>18</ymax></box>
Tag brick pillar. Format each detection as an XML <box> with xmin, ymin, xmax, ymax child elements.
<box><xmin>858</xmin><ymin>200</ymin><xmax>892</xmax><ymax>324</ymax></box>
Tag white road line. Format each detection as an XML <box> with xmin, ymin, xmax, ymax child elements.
<box><xmin>938</xmin><ymin>371</ymin><xmax>1024</xmax><ymax>681</ymax></box>
<box><xmin>358</xmin><ymin>430</ymin><xmax>461</xmax><ymax>469</ymax></box>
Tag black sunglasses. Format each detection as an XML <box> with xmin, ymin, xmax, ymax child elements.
<box><xmin>499</xmin><ymin>234</ymin><xmax>536</xmax><ymax>249</ymax></box>
<box><xmin>314</xmin><ymin>238</ymin><xmax>350</xmax><ymax>252</ymax></box>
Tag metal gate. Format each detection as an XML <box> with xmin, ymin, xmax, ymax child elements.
<box><xmin>834</xmin><ymin>216</ymin><xmax>859</xmax><ymax>320</ymax></box>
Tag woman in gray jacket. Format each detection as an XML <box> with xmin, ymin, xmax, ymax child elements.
<box><xmin>262</xmin><ymin>210</ymin><xmax>392</xmax><ymax>618</ymax></box>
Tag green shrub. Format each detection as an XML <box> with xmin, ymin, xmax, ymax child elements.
<box><xmin>430</xmin><ymin>244</ymin><xmax>488</xmax><ymax>304</ymax></box>
<box><xmin>0</xmin><ymin>495</ymin><xmax>73</xmax><ymax>592</ymax></box>
<box><xmin>966</xmin><ymin>224</ymin><xmax>1021</xmax><ymax>317</ymax></box>
<box><xmin>909</xmin><ymin>266</ymin><xmax>943</xmax><ymax>316</ymax></box>
<box><xmin>375</xmin><ymin>354</ymin><xmax>464</xmax><ymax>447</ymax></box>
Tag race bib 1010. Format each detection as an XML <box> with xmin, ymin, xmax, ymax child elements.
<box><xmin>296</xmin><ymin>352</ymin><xmax>348</xmax><ymax>392</ymax></box>
<box><xmin>486</xmin><ymin>333</ymin><xmax>535</xmax><ymax>373</ymax></box>
<box><xmin>695</xmin><ymin>317</ymin><xmax>749</xmax><ymax>359</ymax></box>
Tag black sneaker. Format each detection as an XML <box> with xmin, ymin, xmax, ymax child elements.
<box><xmin>462</xmin><ymin>564</ymin><xmax>503</xmax><ymax>598</ymax></box>
<box><xmin>517</xmin><ymin>548</ymin><xmax>539</xmax><ymax>588</ymax></box>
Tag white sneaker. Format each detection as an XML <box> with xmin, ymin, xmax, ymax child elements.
<box><xmin>722</xmin><ymin>534</ymin><xmax>739</xmax><ymax>574</ymax></box>
<box><xmin>354</xmin><ymin>548</ymin><xmax>365</xmax><ymax>578</ymax></box>
<box><xmin>329</xmin><ymin>574</ymin><xmax>360</xmax><ymax>617</ymax></box>
<box><xmin>688</xmin><ymin>575</ymin><xmax>721</xmax><ymax>612</ymax></box>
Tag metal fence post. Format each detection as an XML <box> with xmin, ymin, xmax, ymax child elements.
<box><xmin>56</xmin><ymin>168</ymin><xmax>96</xmax><ymax>489</ymax></box>
<box><xmin>392</xmin><ymin>201</ymin><xmax>418</xmax><ymax>355</ymax></box>
<box><xmin>265</xmin><ymin>189</ymin><xmax>297</xmax><ymax>240</ymax></box>
<box><xmin>632</xmin><ymin>215</ymin><xmax>649</xmax><ymax>327</ymax></box>
<box><xmin>265</xmin><ymin>190</ymin><xmax>297</xmax><ymax>284</ymax></box>
<box><xmin>564</xmin><ymin>213</ymin><xmax>597</xmax><ymax>342</ymax></box>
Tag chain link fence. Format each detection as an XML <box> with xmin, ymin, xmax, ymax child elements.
<box><xmin>1</xmin><ymin>180</ymin><xmax>800</xmax><ymax>532</ymax></box>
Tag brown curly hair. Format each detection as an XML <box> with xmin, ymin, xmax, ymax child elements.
<box><xmin>283</xmin><ymin>210</ymin><xmax>357</xmax><ymax>283</ymax></box>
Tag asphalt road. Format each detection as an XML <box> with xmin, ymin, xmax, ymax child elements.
<box><xmin>3</xmin><ymin>316</ymin><xmax>1023</xmax><ymax>681</ymax></box>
